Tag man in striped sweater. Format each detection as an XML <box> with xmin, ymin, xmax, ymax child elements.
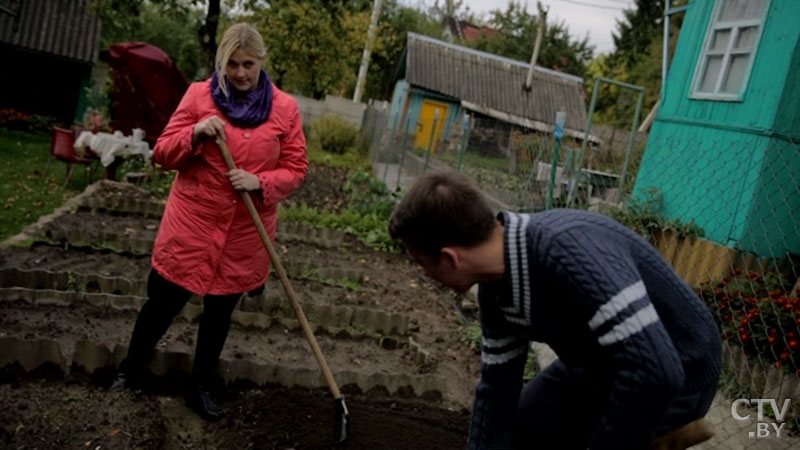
<box><xmin>389</xmin><ymin>171</ymin><xmax>721</xmax><ymax>450</ymax></box>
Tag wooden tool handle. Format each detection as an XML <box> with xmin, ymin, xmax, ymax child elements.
<box><xmin>215</xmin><ymin>137</ymin><xmax>342</xmax><ymax>398</ymax></box>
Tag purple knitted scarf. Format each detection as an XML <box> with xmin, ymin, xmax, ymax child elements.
<box><xmin>210</xmin><ymin>69</ymin><xmax>273</xmax><ymax>127</ymax></box>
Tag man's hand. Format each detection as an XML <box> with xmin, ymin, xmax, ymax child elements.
<box><xmin>193</xmin><ymin>115</ymin><xmax>226</xmax><ymax>144</ymax></box>
<box><xmin>227</xmin><ymin>169</ymin><xmax>260</xmax><ymax>191</ymax></box>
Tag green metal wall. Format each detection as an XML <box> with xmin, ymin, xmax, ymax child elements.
<box><xmin>774</xmin><ymin>37</ymin><xmax>800</xmax><ymax>137</ymax></box>
<box><xmin>738</xmin><ymin>137</ymin><xmax>800</xmax><ymax>257</ymax></box>
<box><xmin>634</xmin><ymin>0</ymin><xmax>800</xmax><ymax>258</ymax></box>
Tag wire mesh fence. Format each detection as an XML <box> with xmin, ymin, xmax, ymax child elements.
<box><xmin>362</xmin><ymin>99</ymin><xmax>800</xmax><ymax>448</ymax></box>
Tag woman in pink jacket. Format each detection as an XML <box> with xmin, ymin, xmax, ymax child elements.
<box><xmin>110</xmin><ymin>23</ymin><xmax>308</xmax><ymax>421</ymax></box>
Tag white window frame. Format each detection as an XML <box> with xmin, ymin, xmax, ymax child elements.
<box><xmin>690</xmin><ymin>0</ymin><xmax>770</xmax><ymax>101</ymax></box>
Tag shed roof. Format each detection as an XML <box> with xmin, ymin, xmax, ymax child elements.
<box><xmin>401</xmin><ymin>33</ymin><xmax>589</xmax><ymax>138</ymax></box>
<box><xmin>0</xmin><ymin>0</ymin><xmax>101</xmax><ymax>63</ymax></box>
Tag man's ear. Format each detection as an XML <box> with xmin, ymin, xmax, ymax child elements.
<box><xmin>440</xmin><ymin>246</ymin><xmax>461</xmax><ymax>268</ymax></box>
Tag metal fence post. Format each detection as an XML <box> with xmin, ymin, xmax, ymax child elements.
<box><xmin>457</xmin><ymin>114</ymin><xmax>470</xmax><ymax>172</ymax></box>
<box><xmin>617</xmin><ymin>89</ymin><xmax>645</xmax><ymax>203</ymax></box>
<box><xmin>546</xmin><ymin>112</ymin><xmax>566</xmax><ymax>210</ymax></box>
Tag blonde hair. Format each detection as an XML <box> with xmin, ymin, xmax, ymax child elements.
<box><xmin>214</xmin><ymin>23</ymin><xmax>267</xmax><ymax>97</ymax></box>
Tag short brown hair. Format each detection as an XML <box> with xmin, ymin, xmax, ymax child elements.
<box><xmin>389</xmin><ymin>170</ymin><xmax>495</xmax><ymax>260</ymax></box>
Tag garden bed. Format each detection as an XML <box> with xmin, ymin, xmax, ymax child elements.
<box><xmin>0</xmin><ymin>168</ymin><xmax>480</xmax><ymax>449</ymax></box>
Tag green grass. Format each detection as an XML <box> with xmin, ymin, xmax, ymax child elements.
<box><xmin>307</xmin><ymin>142</ymin><xmax>371</xmax><ymax>170</ymax></box>
<box><xmin>0</xmin><ymin>128</ymin><xmax>90</xmax><ymax>241</ymax></box>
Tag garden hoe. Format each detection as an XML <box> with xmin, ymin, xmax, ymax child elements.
<box><xmin>216</xmin><ymin>137</ymin><xmax>348</xmax><ymax>445</ymax></box>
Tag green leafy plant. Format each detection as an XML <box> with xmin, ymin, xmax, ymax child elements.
<box><xmin>310</xmin><ymin>115</ymin><xmax>360</xmax><ymax>155</ymax></box>
<box><xmin>461</xmin><ymin>321</ymin><xmax>482</xmax><ymax>354</ymax></box>
<box><xmin>607</xmin><ymin>187</ymin><xmax>704</xmax><ymax>244</ymax></box>
<box><xmin>280</xmin><ymin>169</ymin><xmax>403</xmax><ymax>253</ymax></box>
<box><xmin>696</xmin><ymin>270</ymin><xmax>800</xmax><ymax>376</ymax></box>
<box><xmin>523</xmin><ymin>348</ymin><xmax>538</xmax><ymax>380</ymax></box>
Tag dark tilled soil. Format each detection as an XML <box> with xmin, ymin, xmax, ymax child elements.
<box><xmin>0</xmin><ymin>375</ymin><xmax>469</xmax><ymax>450</ymax></box>
<box><xmin>283</xmin><ymin>164</ymin><xmax>353</xmax><ymax>213</ymax></box>
<box><xmin>0</xmin><ymin>377</ymin><xmax>166</xmax><ymax>450</ymax></box>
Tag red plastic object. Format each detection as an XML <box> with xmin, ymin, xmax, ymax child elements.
<box><xmin>107</xmin><ymin>42</ymin><xmax>190</xmax><ymax>143</ymax></box>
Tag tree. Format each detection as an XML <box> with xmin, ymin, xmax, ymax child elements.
<box><xmin>361</xmin><ymin>0</ymin><xmax>445</xmax><ymax>100</ymax></box>
<box><xmin>93</xmin><ymin>0</ymin><xmax>208</xmax><ymax>79</ymax></box>
<box><xmin>244</xmin><ymin>0</ymin><xmax>371</xmax><ymax>99</ymax></box>
<box><xmin>587</xmin><ymin>0</ymin><xmax>687</xmax><ymax>127</ymax></box>
<box><xmin>611</xmin><ymin>0</ymin><xmax>666</xmax><ymax>70</ymax></box>
<box><xmin>470</xmin><ymin>1</ymin><xmax>593</xmax><ymax>78</ymax></box>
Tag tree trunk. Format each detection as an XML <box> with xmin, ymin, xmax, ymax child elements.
<box><xmin>197</xmin><ymin>0</ymin><xmax>221</xmax><ymax>76</ymax></box>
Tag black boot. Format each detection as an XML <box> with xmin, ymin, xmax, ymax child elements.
<box><xmin>109</xmin><ymin>359</ymin><xmax>143</xmax><ymax>392</ymax></box>
<box><xmin>185</xmin><ymin>384</ymin><xmax>224</xmax><ymax>422</ymax></box>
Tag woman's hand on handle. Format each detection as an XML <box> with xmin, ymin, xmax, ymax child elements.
<box><xmin>193</xmin><ymin>115</ymin><xmax>226</xmax><ymax>145</ymax></box>
<box><xmin>227</xmin><ymin>169</ymin><xmax>261</xmax><ymax>192</ymax></box>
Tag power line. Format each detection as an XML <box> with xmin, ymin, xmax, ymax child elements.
<box><xmin>595</xmin><ymin>0</ymin><xmax>634</xmax><ymax>4</ymax></box>
<box><xmin>548</xmin><ymin>0</ymin><xmax>627</xmax><ymax>11</ymax></box>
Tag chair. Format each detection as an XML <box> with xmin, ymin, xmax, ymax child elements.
<box><xmin>43</xmin><ymin>127</ymin><xmax>98</xmax><ymax>188</ymax></box>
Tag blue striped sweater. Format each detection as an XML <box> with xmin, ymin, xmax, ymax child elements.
<box><xmin>468</xmin><ymin>210</ymin><xmax>721</xmax><ymax>450</ymax></box>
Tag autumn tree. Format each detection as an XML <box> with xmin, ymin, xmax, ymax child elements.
<box><xmin>587</xmin><ymin>0</ymin><xmax>687</xmax><ymax>127</ymax></box>
<box><xmin>470</xmin><ymin>1</ymin><xmax>593</xmax><ymax>77</ymax></box>
<box><xmin>93</xmin><ymin>0</ymin><xmax>220</xmax><ymax>77</ymax></box>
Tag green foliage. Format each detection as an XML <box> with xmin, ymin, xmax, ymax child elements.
<box><xmin>587</xmin><ymin>0</ymin><xmax>687</xmax><ymax>127</ymax></box>
<box><xmin>310</xmin><ymin>115</ymin><xmax>360</xmax><ymax>155</ymax></box>
<box><xmin>363</xmin><ymin>0</ymin><xmax>445</xmax><ymax>99</ymax></box>
<box><xmin>244</xmin><ymin>0</ymin><xmax>371</xmax><ymax>98</ymax></box>
<box><xmin>93</xmin><ymin>0</ymin><xmax>207</xmax><ymax>80</ymax></box>
<box><xmin>279</xmin><ymin>169</ymin><xmax>402</xmax><ymax>253</ymax></box>
<box><xmin>469</xmin><ymin>1</ymin><xmax>593</xmax><ymax>77</ymax></box>
<box><xmin>523</xmin><ymin>348</ymin><xmax>538</xmax><ymax>380</ymax></box>
<box><xmin>461</xmin><ymin>321</ymin><xmax>482</xmax><ymax>354</ymax></box>
<box><xmin>307</xmin><ymin>144</ymin><xmax>371</xmax><ymax>170</ymax></box>
<box><xmin>116</xmin><ymin>155</ymin><xmax>176</xmax><ymax>199</ymax></box>
<box><xmin>607</xmin><ymin>187</ymin><xmax>704</xmax><ymax>244</ymax></box>
<box><xmin>0</xmin><ymin>128</ymin><xmax>85</xmax><ymax>241</ymax></box>
<box><xmin>696</xmin><ymin>271</ymin><xmax>800</xmax><ymax>377</ymax></box>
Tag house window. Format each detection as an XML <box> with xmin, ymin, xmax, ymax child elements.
<box><xmin>691</xmin><ymin>0</ymin><xmax>770</xmax><ymax>100</ymax></box>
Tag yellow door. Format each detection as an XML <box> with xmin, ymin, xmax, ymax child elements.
<box><xmin>414</xmin><ymin>100</ymin><xmax>449</xmax><ymax>152</ymax></box>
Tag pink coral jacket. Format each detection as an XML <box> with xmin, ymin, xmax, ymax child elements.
<box><xmin>151</xmin><ymin>80</ymin><xmax>308</xmax><ymax>295</ymax></box>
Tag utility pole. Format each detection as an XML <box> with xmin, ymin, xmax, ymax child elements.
<box><xmin>353</xmin><ymin>0</ymin><xmax>383</xmax><ymax>103</ymax></box>
<box><xmin>524</xmin><ymin>1</ymin><xmax>548</xmax><ymax>91</ymax></box>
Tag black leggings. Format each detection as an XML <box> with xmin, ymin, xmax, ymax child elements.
<box><xmin>124</xmin><ymin>269</ymin><xmax>241</xmax><ymax>386</ymax></box>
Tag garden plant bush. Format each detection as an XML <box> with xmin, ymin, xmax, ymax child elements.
<box><xmin>310</xmin><ymin>115</ymin><xmax>359</xmax><ymax>155</ymax></box>
<box><xmin>696</xmin><ymin>270</ymin><xmax>800</xmax><ymax>376</ymax></box>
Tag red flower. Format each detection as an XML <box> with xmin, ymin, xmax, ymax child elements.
<box><xmin>780</xmin><ymin>351</ymin><xmax>790</xmax><ymax>360</ymax></box>
<box><xmin>739</xmin><ymin>330</ymin><xmax>752</xmax><ymax>342</ymax></box>
<box><xmin>787</xmin><ymin>331</ymin><xmax>798</xmax><ymax>340</ymax></box>
<box><xmin>788</xmin><ymin>340</ymin><xmax>799</xmax><ymax>350</ymax></box>
<box><xmin>773</xmin><ymin>361</ymin><xmax>783</xmax><ymax>369</ymax></box>
<box><xmin>768</xmin><ymin>335</ymin><xmax>779</xmax><ymax>346</ymax></box>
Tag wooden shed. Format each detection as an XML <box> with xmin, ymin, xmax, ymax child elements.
<box><xmin>0</xmin><ymin>0</ymin><xmax>102</xmax><ymax>122</ymax></box>
<box><xmin>388</xmin><ymin>33</ymin><xmax>590</xmax><ymax>153</ymax></box>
